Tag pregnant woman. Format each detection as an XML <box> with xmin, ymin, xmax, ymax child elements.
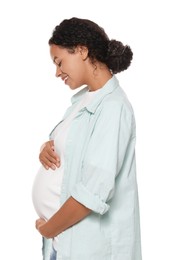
<box><xmin>32</xmin><ymin>17</ymin><xmax>142</xmax><ymax>260</ymax></box>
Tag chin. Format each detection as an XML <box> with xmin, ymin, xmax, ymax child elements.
<box><xmin>68</xmin><ymin>84</ymin><xmax>82</xmax><ymax>90</ymax></box>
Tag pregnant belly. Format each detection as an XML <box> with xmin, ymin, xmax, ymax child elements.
<box><xmin>32</xmin><ymin>165</ymin><xmax>64</xmax><ymax>220</ymax></box>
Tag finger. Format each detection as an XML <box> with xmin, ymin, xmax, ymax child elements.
<box><xmin>39</xmin><ymin>155</ymin><xmax>54</xmax><ymax>168</ymax></box>
<box><xmin>40</xmin><ymin>159</ymin><xmax>58</xmax><ymax>171</ymax></box>
<box><xmin>56</xmin><ymin>160</ymin><xmax>61</xmax><ymax>168</ymax></box>
<box><xmin>42</xmin><ymin>144</ymin><xmax>59</xmax><ymax>161</ymax></box>
<box><xmin>45</xmin><ymin>142</ymin><xmax>60</xmax><ymax>160</ymax></box>
<box><xmin>40</xmin><ymin>151</ymin><xmax>58</xmax><ymax>165</ymax></box>
<box><xmin>41</xmin><ymin>162</ymin><xmax>49</xmax><ymax>170</ymax></box>
<box><xmin>47</xmin><ymin>148</ymin><xmax>60</xmax><ymax>162</ymax></box>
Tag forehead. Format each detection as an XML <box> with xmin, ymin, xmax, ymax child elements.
<box><xmin>50</xmin><ymin>44</ymin><xmax>68</xmax><ymax>59</ymax></box>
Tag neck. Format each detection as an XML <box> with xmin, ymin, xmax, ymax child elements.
<box><xmin>87</xmin><ymin>65</ymin><xmax>113</xmax><ymax>91</ymax></box>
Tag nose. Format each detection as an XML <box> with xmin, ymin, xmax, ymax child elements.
<box><xmin>55</xmin><ymin>66</ymin><xmax>62</xmax><ymax>77</ymax></box>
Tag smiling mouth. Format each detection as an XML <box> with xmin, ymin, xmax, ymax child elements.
<box><xmin>61</xmin><ymin>76</ymin><xmax>68</xmax><ymax>83</ymax></box>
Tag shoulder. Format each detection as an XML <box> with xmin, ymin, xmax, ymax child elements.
<box><xmin>101</xmin><ymin>86</ymin><xmax>135</xmax><ymax>120</ymax></box>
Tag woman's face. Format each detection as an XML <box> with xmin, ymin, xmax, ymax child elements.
<box><xmin>50</xmin><ymin>44</ymin><xmax>88</xmax><ymax>90</ymax></box>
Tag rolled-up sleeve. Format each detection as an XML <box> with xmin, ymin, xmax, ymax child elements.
<box><xmin>71</xmin><ymin>101</ymin><xmax>134</xmax><ymax>214</ymax></box>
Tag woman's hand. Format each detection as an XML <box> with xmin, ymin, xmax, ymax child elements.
<box><xmin>35</xmin><ymin>197</ymin><xmax>91</xmax><ymax>239</ymax></box>
<box><xmin>36</xmin><ymin>218</ymin><xmax>46</xmax><ymax>230</ymax></box>
<box><xmin>35</xmin><ymin>218</ymin><xmax>50</xmax><ymax>238</ymax></box>
<box><xmin>39</xmin><ymin>140</ymin><xmax>60</xmax><ymax>170</ymax></box>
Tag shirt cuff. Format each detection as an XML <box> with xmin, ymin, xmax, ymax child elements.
<box><xmin>71</xmin><ymin>182</ymin><xmax>110</xmax><ymax>215</ymax></box>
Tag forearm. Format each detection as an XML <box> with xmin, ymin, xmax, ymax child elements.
<box><xmin>38</xmin><ymin>196</ymin><xmax>91</xmax><ymax>238</ymax></box>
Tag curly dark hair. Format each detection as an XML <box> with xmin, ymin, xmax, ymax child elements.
<box><xmin>49</xmin><ymin>17</ymin><xmax>133</xmax><ymax>74</ymax></box>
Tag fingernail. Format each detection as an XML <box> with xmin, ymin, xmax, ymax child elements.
<box><xmin>56</xmin><ymin>162</ymin><xmax>60</xmax><ymax>168</ymax></box>
<box><xmin>51</xmin><ymin>165</ymin><xmax>56</xmax><ymax>170</ymax></box>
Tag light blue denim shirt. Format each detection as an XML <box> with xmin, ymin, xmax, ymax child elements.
<box><xmin>44</xmin><ymin>76</ymin><xmax>142</xmax><ymax>260</ymax></box>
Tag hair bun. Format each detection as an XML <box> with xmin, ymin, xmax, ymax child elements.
<box><xmin>108</xmin><ymin>40</ymin><xmax>125</xmax><ymax>56</ymax></box>
<box><xmin>106</xmin><ymin>40</ymin><xmax>133</xmax><ymax>73</ymax></box>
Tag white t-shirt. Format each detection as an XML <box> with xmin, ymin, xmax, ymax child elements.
<box><xmin>32</xmin><ymin>90</ymin><xmax>98</xmax><ymax>249</ymax></box>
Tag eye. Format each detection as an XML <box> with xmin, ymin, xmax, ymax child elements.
<box><xmin>53</xmin><ymin>58</ymin><xmax>62</xmax><ymax>68</ymax></box>
<box><xmin>55</xmin><ymin>60</ymin><xmax>62</xmax><ymax>67</ymax></box>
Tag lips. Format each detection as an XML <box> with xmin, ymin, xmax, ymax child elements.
<box><xmin>61</xmin><ymin>76</ymin><xmax>68</xmax><ymax>83</ymax></box>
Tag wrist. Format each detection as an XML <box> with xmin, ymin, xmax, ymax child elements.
<box><xmin>38</xmin><ymin>221</ymin><xmax>52</xmax><ymax>239</ymax></box>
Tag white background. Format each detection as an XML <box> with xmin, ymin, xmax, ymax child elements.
<box><xmin>0</xmin><ymin>0</ymin><xmax>173</xmax><ymax>259</ymax></box>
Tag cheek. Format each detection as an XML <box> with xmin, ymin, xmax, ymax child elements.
<box><xmin>69</xmin><ymin>65</ymin><xmax>86</xmax><ymax>88</ymax></box>
<box><xmin>64</xmin><ymin>62</ymin><xmax>74</xmax><ymax>74</ymax></box>
<box><xmin>64</xmin><ymin>55</ymin><xmax>85</xmax><ymax>81</ymax></box>
<box><xmin>69</xmin><ymin>62</ymin><xmax>84</xmax><ymax>77</ymax></box>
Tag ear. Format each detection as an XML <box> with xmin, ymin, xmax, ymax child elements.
<box><xmin>78</xmin><ymin>46</ymin><xmax>88</xmax><ymax>61</ymax></box>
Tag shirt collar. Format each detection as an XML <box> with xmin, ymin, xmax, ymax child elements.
<box><xmin>71</xmin><ymin>76</ymin><xmax>119</xmax><ymax>114</ymax></box>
